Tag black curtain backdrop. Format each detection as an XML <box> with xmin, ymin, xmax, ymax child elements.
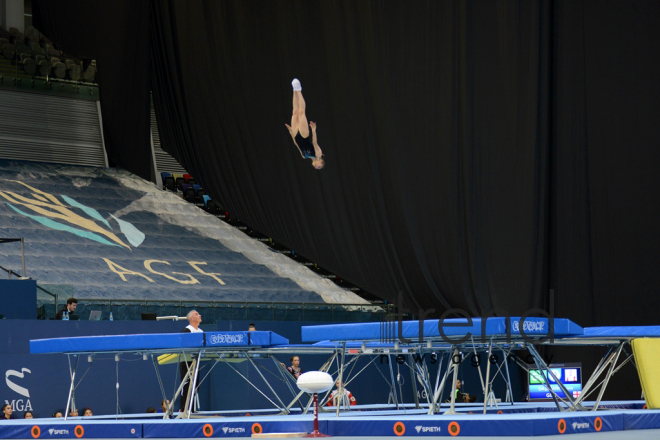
<box><xmin>151</xmin><ymin>0</ymin><xmax>553</xmax><ymax>317</ymax></box>
<box><xmin>32</xmin><ymin>0</ymin><xmax>152</xmax><ymax>180</ymax></box>
<box><xmin>32</xmin><ymin>1</ymin><xmax>660</xmax><ymax>398</ymax></box>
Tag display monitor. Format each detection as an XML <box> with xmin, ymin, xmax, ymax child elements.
<box><xmin>528</xmin><ymin>363</ymin><xmax>582</xmax><ymax>400</ymax></box>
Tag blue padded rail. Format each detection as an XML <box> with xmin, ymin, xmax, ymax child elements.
<box><xmin>251</xmin><ymin>330</ymin><xmax>289</xmax><ymax>346</ymax></box>
<box><xmin>583</xmin><ymin>326</ymin><xmax>660</xmax><ymax>338</ymax></box>
<box><xmin>302</xmin><ymin>317</ymin><xmax>583</xmax><ymax>342</ymax></box>
<box><xmin>30</xmin><ymin>332</ymin><xmax>204</xmax><ymax>354</ymax></box>
<box><xmin>31</xmin><ymin>331</ymin><xmax>289</xmax><ymax>354</ymax></box>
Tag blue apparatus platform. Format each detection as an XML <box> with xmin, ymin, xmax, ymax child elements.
<box><xmin>2</xmin><ymin>403</ymin><xmax>660</xmax><ymax>438</ymax></box>
<box><xmin>23</xmin><ymin>318</ymin><xmax>660</xmax><ymax>437</ymax></box>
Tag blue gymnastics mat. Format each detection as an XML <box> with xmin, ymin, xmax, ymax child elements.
<box><xmin>3</xmin><ymin>404</ymin><xmax>660</xmax><ymax>438</ymax></box>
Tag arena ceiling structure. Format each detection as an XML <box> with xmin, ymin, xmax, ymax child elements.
<box><xmin>33</xmin><ymin>1</ymin><xmax>660</xmax><ymax>328</ymax></box>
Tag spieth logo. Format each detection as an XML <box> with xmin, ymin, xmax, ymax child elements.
<box><xmin>512</xmin><ymin>320</ymin><xmax>545</xmax><ymax>333</ymax></box>
<box><xmin>210</xmin><ymin>334</ymin><xmax>244</xmax><ymax>345</ymax></box>
<box><xmin>221</xmin><ymin>427</ymin><xmax>245</xmax><ymax>434</ymax></box>
<box><xmin>48</xmin><ymin>429</ymin><xmax>69</xmax><ymax>435</ymax></box>
<box><xmin>572</xmin><ymin>422</ymin><xmax>590</xmax><ymax>430</ymax></box>
<box><xmin>415</xmin><ymin>426</ymin><xmax>440</xmax><ymax>433</ymax></box>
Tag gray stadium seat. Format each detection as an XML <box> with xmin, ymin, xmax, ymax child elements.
<box><xmin>30</xmin><ymin>41</ymin><xmax>45</xmax><ymax>55</ymax></box>
<box><xmin>38</xmin><ymin>60</ymin><xmax>51</xmax><ymax>77</ymax></box>
<box><xmin>2</xmin><ymin>43</ymin><xmax>15</xmax><ymax>59</ymax></box>
<box><xmin>22</xmin><ymin>57</ymin><xmax>37</xmax><ymax>75</ymax></box>
<box><xmin>9</xmin><ymin>27</ymin><xmax>22</xmax><ymax>39</ymax></box>
<box><xmin>51</xmin><ymin>58</ymin><xmax>66</xmax><ymax>78</ymax></box>
<box><xmin>83</xmin><ymin>66</ymin><xmax>96</xmax><ymax>82</ymax></box>
<box><xmin>68</xmin><ymin>63</ymin><xmax>81</xmax><ymax>81</ymax></box>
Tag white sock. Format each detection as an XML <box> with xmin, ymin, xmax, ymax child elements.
<box><xmin>291</xmin><ymin>78</ymin><xmax>302</xmax><ymax>91</ymax></box>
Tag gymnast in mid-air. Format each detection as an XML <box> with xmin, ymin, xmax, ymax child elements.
<box><xmin>285</xmin><ymin>78</ymin><xmax>325</xmax><ymax>169</ymax></box>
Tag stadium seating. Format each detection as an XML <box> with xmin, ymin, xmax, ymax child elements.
<box><xmin>0</xmin><ymin>160</ymin><xmax>366</xmax><ymax>306</ymax></box>
<box><xmin>0</xmin><ymin>25</ymin><xmax>95</xmax><ymax>82</ymax></box>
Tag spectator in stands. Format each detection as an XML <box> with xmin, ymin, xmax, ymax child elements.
<box><xmin>285</xmin><ymin>79</ymin><xmax>325</xmax><ymax>170</ymax></box>
<box><xmin>248</xmin><ymin>323</ymin><xmax>256</xmax><ymax>331</ymax></box>
<box><xmin>56</xmin><ymin>298</ymin><xmax>78</xmax><ymax>320</ymax></box>
<box><xmin>325</xmin><ymin>380</ymin><xmax>357</xmax><ymax>407</ymax></box>
<box><xmin>52</xmin><ymin>410</ymin><xmax>63</xmax><ymax>418</ymax></box>
<box><xmin>23</xmin><ymin>411</ymin><xmax>34</xmax><ymax>419</ymax></box>
<box><xmin>283</xmin><ymin>355</ymin><xmax>303</xmax><ymax>379</ymax></box>
<box><xmin>69</xmin><ymin>409</ymin><xmax>78</xmax><ymax>417</ymax></box>
<box><xmin>157</xmin><ymin>399</ymin><xmax>170</xmax><ymax>413</ymax></box>
<box><xmin>180</xmin><ymin>310</ymin><xmax>203</xmax><ymax>412</ymax></box>
<box><xmin>83</xmin><ymin>407</ymin><xmax>92</xmax><ymax>416</ymax></box>
<box><xmin>146</xmin><ymin>407</ymin><xmax>157</xmax><ymax>413</ymax></box>
<box><xmin>2</xmin><ymin>403</ymin><xmax>13</xmax><ymax>419</ymax></box>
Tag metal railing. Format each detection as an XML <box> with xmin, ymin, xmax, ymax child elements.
<box><xmin>35</xmin><ymin>295</ymin><xmax>397</xmax><ymax>323</ymax></box>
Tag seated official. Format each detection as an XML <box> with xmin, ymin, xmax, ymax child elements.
<box><xmin>325</xmin><ymin>380</ymin><xmax>357</xmax><ymax>407</ymax></box>
<box><xmin>56</xmin><ymin>297</ymin><xmax>78</xmax><ymax>319</ymax></box>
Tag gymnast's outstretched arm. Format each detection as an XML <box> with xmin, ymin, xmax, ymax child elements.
<box><xmin>310</xmin><ymin>121</ymin><xmax>323</xmax><ymax>157</ymax></box>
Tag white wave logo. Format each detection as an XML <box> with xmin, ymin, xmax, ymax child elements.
<box><xmin>572</xmin><ymin>422</ymin><xmax>589</xmax><ymax>430</ymax></box>
<box><xmin>512</xmin><ymin>320</ymin><xmax>545</xmax><ymax>333</ymax></box>
<box><xmin>210</xmin><ymin>334</ymin><xmax>244</xmax><ymax>345</ymax></box>
<box><xmin>5</xmin><ymin>368</ymin><xmax>31</xmax><ymax>397</ymax></box>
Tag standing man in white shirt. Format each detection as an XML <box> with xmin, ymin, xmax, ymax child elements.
<box><xmin>180</xmin><ymin>310</ymin><xmax>203</xmax><ymax>412</ymax></box>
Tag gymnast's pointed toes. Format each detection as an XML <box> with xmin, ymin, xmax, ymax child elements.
<box><xmin>292</xmin><ymin>78</ymin><xmax>302</xmax><ymax>91</ymax></box>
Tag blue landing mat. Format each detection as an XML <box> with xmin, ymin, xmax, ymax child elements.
<box><xmin>0</xmin><ymin>420</ymin><xmax>141</xmax><ymax>439</ymax></box>
<box><xmin>3</xmin><ymin>408</ymin><xmax>660</xmax><ymax>438</ymax></box>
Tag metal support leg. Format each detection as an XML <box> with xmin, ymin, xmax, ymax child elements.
<box><xmin>336</xmin><ymin>342</ymin><xmax>347</xmax><ymax>416</ymax></box>
<box><xmin>592</xmin><ymin>343</ymin><xmax>625</xmax><ymax>411</ymax></box>
<box><xmin>483</xmin><ymin>342</ymin><xmax>494</xmax><ymax>413</ymax></box>
<box><xmin>151</xmin><ymin>354</ymin><xmax>168</xmax><ymax>406</ymax></box>
<box><xmin>272</xmin><ymin>356</ymin><xmax>303</xmax><ymax>409</ymax></box>
<box><xmin>176</xmin><ymin>358</ymin><xmax>197</xmax><ymax>419</ymax></box>
<box><xmin>443</xmin><ymin>348</ymin><xmax>460</xmax><ymax>415</ymax></box>
<box><xmin>429</xmin><ymin>353</ymin><xmax>451</xmax><ymax>414</ymax></box>
<box><xmin>387</xmin><ymin>354</ymin><xmax>399</xmax><ymax>410</ymax></box>
<box><xmin>187</xmin><ymin>353</ymin><xmax>202</xmax><ymax>418</ymax></box>
<box><xmin>246</xmin><ymin>355</ymin><xmax>289</xmax><ymax>414</ymax></box>
<box><xmin>409</xmin><ymin>354</ymin><xmax>420</xmax><ymax>409</ymax></box>
<box><xmin>222</xmin><ymin>357</ymin><xmax>285</xmax><ymax>412</ymax></box>
<box><xmin>64</xmin><ymin>354</ymin><xmax>79</xmax><ymax>421</ymax></box>
<box><xmin>502</xmin><ymin>348</ymin><xmax>514</xmax><ymax>404</ymax></box>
